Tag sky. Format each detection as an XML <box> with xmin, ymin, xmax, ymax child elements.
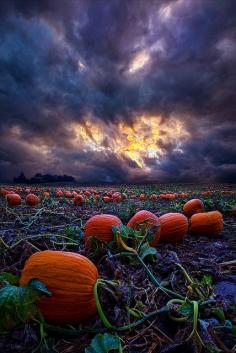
<box><xmin>0</xmin><ymin>0</ymin><xmax>236</xmax><ymax>183</ymax></box>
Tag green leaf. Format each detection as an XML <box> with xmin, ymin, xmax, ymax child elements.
<box><xmin>0</xmin><ymin>272</ymin><xmax>19</xmax><ymax>285</ymax></box>
<box><xmin>0</xmin><ymin>278</ymin><xmax>51</xmax><ymax>331</ymax></box>
<box><xmin>139</xmin><ymin>242</ymin><xmax>157</xmax><ymax>260</ymax></box>
<box><xmin>232</xmin><ymin>325</ymin><xmax>236</xmax><ymax>336</ymax></box>
<box><xmin>201</xmin><ymin>275</ymin><xmax>212</xmax><ymax>286</ymax></box>
<box><xmin>213</xmin><ymin>308</ymin><xmax>225</xmax><ymax>323</ymax></box>
<box><xmin>85</xmin><ymin>333</ymin><xmax>121</xmax><ymax>353</ymax></box>
<box><xmin>65</xmin><ymin>226</ymin><xmax>82</xmax><ymax>240</ymax></box>
<box><xmin>178</xmin><ymin>300</ymin><xmax>194</xmax><ymax>320</ymax></box>
<box><xmin>112</xmin><ymin>225</ymin><xmax>120</xmax><ymax>235</ymax></box>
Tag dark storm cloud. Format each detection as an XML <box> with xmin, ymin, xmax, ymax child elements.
<box><xmin>0</xmin><ymin>0</ymin><xmax>236</xmax><ymax>182</ymax></box>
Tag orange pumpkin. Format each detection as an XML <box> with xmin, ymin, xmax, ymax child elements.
<box><xmin>26</xmin><ymin>194</ymin><xmax>40</xmax><ymax>206</ymax></box>
<box><xmin>56</xmin><ymin>190</ymin><xmax>63</xmax><ymax>198</ymax></box>
<box><xmin>139</xmin><ymin>194</ymin><xmax>145</xmax><ymax>201</ymax></box>
<box><xmin>84</xmin><ymin>214</ymin><xmax>122</xmax><ymax>244</ymax></box>
<box><xmin>74</xmin><ymin>194</ymin><xmax>84</xmax><ymax>206</ymax></box>
<box><xmin>0</xmin><ymin>188</ymin><xmax>11</xmax><ymax>197</ymax></box>
<box><xmin>180</xmin><ymin>192</ymin><xmax>189</xmax><ymax>198</ymax></box>
<box><xmin>189</xmin><ymin>211</ymin><xmax>223</xmax><ymax>236</ymax></box>
<box><xmin>64</xmin><ymin>191</ymin><xmax>73</xmax><ymax>198</ymax></box>
<box><xmin>183</xmin><ymin>199</ymin><xmax>204</xmax><ymax>217</ymax></box>
<box><xmin>127</xmin><ymin>210</ymin><xmax>161</xmax><ymax>246</ymax></box>
<box><xmin>159</xmin><ymin>213</ymin><xmax>188</xmax><ymax>242</ymax></box>
<box><xmin>20</xmin><ymin>250</ymin><xmax>98</xmax><ymax>324</ymax></box>
<box><xmin>112</xmin><ymin>192</ymin><xmax>122</xmax><ymax>202</ymax></box>
<box><xmin>150</xmin><ymin>194</ymin><xmax>158</xmax><ymax>201</ymax></box>
<box><xmin>103</xmin><ymin>196</ymin><xmax>111</xmax><ymax>203</ymax></box>
<box><xmin>6</xmin><ymin>193</ymin><xmax>21</xmax><ymax>206</ymax></box>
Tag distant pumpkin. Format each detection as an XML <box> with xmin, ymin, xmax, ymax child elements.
<box><xmin>189</xmin><ymin>211</ymin><xmax>223</xmax><ymax>236</ymax></box>
<box><xmin>150</xmin><ymin>194</ymin><xmax>158</xmax><ymax>201</ymax></box>
<box><xmin>179</xmin><ymin>192</ymin><xmax>189</xmax><ymax>198</ymax></box>
<box><xmin>112</xmin><ymin>192</ymin><xmax>122</xmax><ymax>202</ymax></box>
<box><xmin>6</xmin><ymin>193</ymin><xmax>21</xmax><ymax>206</ymax></box>
<box><xmin>56</xmin><ymin>190</ymin><xmax>63</xmax><ymax>198</ymax></box>
<box><xmin>74</xmin><ymin>194</ymin><xmax>84</xmax><ymax>206</ymax></box>
<box><xmin>64</xmin><ymin>191</ymin><xmax>73</xmax><ymax>198</ymax></box>
<box><xmin>84</xmin><ymin>214</ymin><xmax>122</xmax><ymax>245</ymax></box>
<box><xmin>127</xmin><ymin>210</ymin><xmax>161</xmax><ymax>246</ymax></box>
<box><xmin>26</xmin><ymin>194</ymin><xmax>40</xmax><ymax>206</ymax></box>
<box><xmin>0</xmin><ymin>188</ymin><xmax>11</xmax><ymax>197</ymax></box>
<box><xmin>183</xmin><ymin>199</ymin><xmax>204</xmax><ymax>217</ymax></box>
<box><xmin>159</xmin><ymin>213</ymin><xmax>188</xmax><ymax>242</ymax></box>
<box><xmin>139</xmin><ymin>194</ymin><xmax>145</xmax><ymax>201</ymax></box>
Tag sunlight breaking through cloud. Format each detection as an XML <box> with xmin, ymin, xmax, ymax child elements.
<box><xmin>72</xmin><ymin>116</ymin><xmax>190</xmax><ymax>169</ymax></box>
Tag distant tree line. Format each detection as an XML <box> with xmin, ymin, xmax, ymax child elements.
<box><xmin>13</xmin><ymin>172</ymin><xmax>76</xmax><ymax>184</ymax></box>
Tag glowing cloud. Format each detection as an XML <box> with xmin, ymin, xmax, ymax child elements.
<box><xmin>128</xmin><ymin>50</ymin><xmax>150</xmax><ymax>74</ymax></box>
<box><xmin>70</xmin><ymin>116</ymin><xmax>189</xmax><ymax>169</ymax></box>
<box><xmin>77</xmin><ymin>59</ymin><xmax>86</xmax><ymax>71</ymax></box>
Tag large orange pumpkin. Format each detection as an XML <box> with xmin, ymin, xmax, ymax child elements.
<box><xmin>127</xmin><ymin>210</ymin><xmax>161</xmax><ymax>246</ymax></box>
<box><xmin>159</xmin><ymin>213</ymin><xmax>188</xmax><ymax>242</ymax></box>
<box><xmin>189</xmin><ymin>211</ymin><xmax>223</xmax><ymax>236</ymax></box>
<box><xmin>183</xmin><ymin>199</ymin><xmax>204</xmax><ymax>217</ymax></box>
<box><xmin>84</xmin><ymin>214</ymin><xmax>122</xmax><ymax>244</ymax></box>
<box><xmin>6</xmin><ymin>193</ymin><xmax>21</xmax><ymax>206</ymax></box>
<box><xmin>20</xmin><ymin>250</ymin><xmax>98</xmax><ymax>324</ymax></box>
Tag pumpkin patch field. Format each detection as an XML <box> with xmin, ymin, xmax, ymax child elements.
<box><xmin>0</xmin><ymin>183</ymin><xmax>235</xmax><ymax>353</ymax></box>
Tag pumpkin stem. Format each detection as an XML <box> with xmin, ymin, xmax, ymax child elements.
<box><xmin>136</xmin><ymin>255</ymin><xmax>185</xmax><ymax>300</ymax></box>
<box><xmin>175</xmin><ymin>263</ymin><xmax>206</xmax><ymax>300</ymax></box>
<box><xmin>116</xmin><ymin>231</ymin><xmax>138</xmax><ymax>254</ymax></box>
<box><xmin>186</xmin><ymin>300</ymin><xmax>204</xmax><ymax>347</ymax></box>
<box><xmin>94</xmin><ymin>278</ymin><xmax>115</xmax><ymax>329</ymax></box>
<box><xmin>167</xmin><ymin>299</ymin><xmax>189</xmax><ymax>322</ymax></box>
<box><xmin>94</xmin><ymin>278</ymin><xmax>169</xmax><ymax>331</ymax></box>
<box><xmin>115</xmin><ymin>231</ymin><xmax>184</xmax><ymax>300</ymax></box>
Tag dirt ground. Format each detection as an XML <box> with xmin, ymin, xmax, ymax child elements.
<box><xmin>0</xmin><ymin>183</ymin><xmax>235</xmax><ymax>353</ymax></box>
